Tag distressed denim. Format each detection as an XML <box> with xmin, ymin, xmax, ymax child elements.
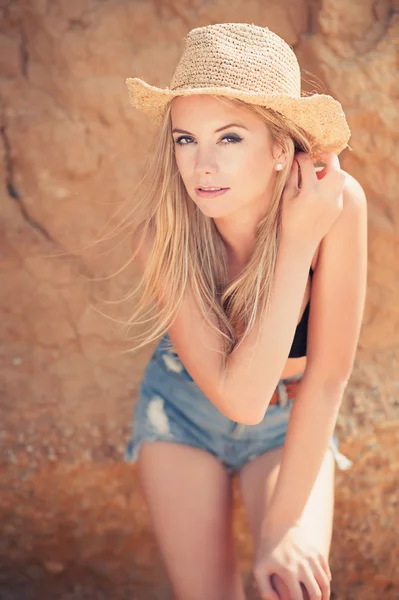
<box><xmin>125</xmin><ymin>334</ymin><xmax>353</xmax><ymax>476</ymax></box>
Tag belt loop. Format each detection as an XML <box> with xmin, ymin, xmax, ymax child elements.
<box><xmin>277</xmin><ymin>380</ymin><xmax>289</xmax><ymax>408</ymax></box>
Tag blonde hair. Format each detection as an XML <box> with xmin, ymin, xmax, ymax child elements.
<box><xmin>101</xmin><ymin>96</ymin><xmax>313</xmax><ymax>376</ymax></box>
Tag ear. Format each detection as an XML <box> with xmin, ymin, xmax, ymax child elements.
<box><xmin>271</xmin><ymin>141</ymin><xmax>287</xmax><ymax>168</ymax></box>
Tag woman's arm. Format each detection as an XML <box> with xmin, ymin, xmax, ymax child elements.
<box><xmin>164</xmin><ymin>232</ymin><xmax>316</xmax><ymax>424</ymax></box>
<box><xmin>262</xmin><ymin>174</ymin><xmax>368</xmax><ymax>526</ymax></box>
<box><xmin>163</xmin><ymin>153</ymin><xmax>344</xmax><ymax>424</ymax></box>
<box><xmin>142</xmin><ymin>213</ymin><xmax>317</xmax><ymax>425</ymax></box>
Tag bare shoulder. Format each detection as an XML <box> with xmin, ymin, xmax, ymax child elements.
<box><xmin>341</xmin><ymin>169</ymin><xmax>367</xmax><ymax>209</ymax></box>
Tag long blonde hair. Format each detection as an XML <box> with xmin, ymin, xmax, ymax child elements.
<box><xmin>105</xmin><ymin>96</ymin><xmax>313</xmax><ymax>376</ymax></box>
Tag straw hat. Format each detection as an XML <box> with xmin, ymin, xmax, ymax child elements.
<box><xmin>126</xmin><ymin>22</ymin><xmax>351</xmax><ymax>157</ymax></box>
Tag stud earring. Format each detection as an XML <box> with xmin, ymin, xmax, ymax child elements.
<box><xmin>275</xmin><ymin>163</ymin><xmax>283</xmax><ymax>171</ymax></box>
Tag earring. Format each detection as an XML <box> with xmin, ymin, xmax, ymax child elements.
<box><xmin>275</xmin><ymin>163</ymin><xmax>283</xmax><ymax>171</ymax></box>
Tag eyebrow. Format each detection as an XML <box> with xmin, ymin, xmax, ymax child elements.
<box><xmin>171</xmin><ymin>123</ymin><xmax>249</xmax><ymax>135</ymax></box>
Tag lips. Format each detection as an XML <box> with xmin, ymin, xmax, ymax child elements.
<box><xmin>196</xmin><ymin>187</ymin><xmax>228</xmax><ymax>191</ymax></box>
<box><xmin>195</xmin><ymin>187</ymin><xmax>230</xmax><ymax>199</ymax></box>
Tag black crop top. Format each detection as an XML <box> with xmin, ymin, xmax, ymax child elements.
<box><xmin>288</xmin><ymin>267</ymin><xmax>313</xmax><ymax>358</ymax></box>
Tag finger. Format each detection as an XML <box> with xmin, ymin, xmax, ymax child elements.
<box><xmin>316</xmin><ymin>151</ymin><xmax>340</xmax><ymax>177</ymax></box>
<box><xmin>309</xmin><ymin>558</ymin><xmax>331</xmax><ymax>599</ymax></box>
<box><xmin>259</xmin><ymin>574</ymin><xmax>281</xmax><ymax>600</ymax></box>
<box><xmin>270</xmin><ymin>573</ymin><xmax>292</xmax><ymax>600</ymax></box>
<box><xmin>299</xmin><ymin>563</ymin><xmax>322</xmax><ymax>599</ymax></box>
<box><xmin>295</xmin><ymin>152</ymin><xmax>318</xmax><ymax>190</ymax></box>
<box><xmin>312</xmin><ymin>152</ymin><xmax>345</xmax><ymax>194</ymax></box>
<box><xmin>315</xmin><ymin>573</ymin><xmax>331</xmax><ymax>600</ymax></box>
<box><xmin>300</xmin><ymin>581</ymin><xmax>311</xmax><ymax>600</ymax></box>
<box><xmin>318</xmin><ymin>554</ymin><xmax>332</xmax><ymax>582</ymax></box>
<box><xmin>284</xmin><ymin>157</ymin><xmax>300</xmax><ymax>192</ymax></box>
<box><xmin>313</xmin><ymin>156</ymin><xmax>329</xmax><ymax>181</ymax></box>
<box><xmin>279</xmin><ymin>570</ymin><xmax>304</xmax><ymax>600</ymax></box>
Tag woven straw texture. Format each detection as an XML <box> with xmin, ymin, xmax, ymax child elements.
<box><xmin>126</xmin><ymin>23</ymin><xmax>351</xmax><ymax>157</ymax></box>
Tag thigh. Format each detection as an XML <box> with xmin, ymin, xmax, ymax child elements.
<box><xmin>239</xmin><ymin>445</ymin><xmax>335</xmax><ymax>599</ymax></box>
<box><xmin>137</xmin><ymin>441</ymin><xmax>246</xmax><ymax>600</ymax></box>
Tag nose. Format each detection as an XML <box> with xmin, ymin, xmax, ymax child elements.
<box><xmin>193</xmin><ymin>145</ymin><xmax>218</xmax><ymax>175</ymax></box>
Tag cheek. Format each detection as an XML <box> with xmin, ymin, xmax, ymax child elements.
<box><xmin>174</xmin><ymin>152</ymin><xmax>189</xmax><ymax>180</ymax></box>
<box><xmin>220</xmin><ymin>148</ymin><xmax>261</xmax><ymax>183</ymax></box>
<box><xmin>239</xmin><ymin>152</ymin><xmax>272</xmax><ymax>192</ymax></box>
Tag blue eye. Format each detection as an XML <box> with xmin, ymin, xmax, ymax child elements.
<box><xmin>173</xmin><ymin>135</ymin><xmax>193</xmax><ymax>145</ymax></box>
<box><xmin>173</xmin><ymin>134</ymin><xmax>243</xmax><ymax>146</ymax></box>
<box><xmin>220</xmin><ymin>135</ymin><xmax>243</xmax><ymax>144</ymax></box>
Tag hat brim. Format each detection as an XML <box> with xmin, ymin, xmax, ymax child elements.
<box><xmin>126</xmin><ymin>77</ymin><xmax>351</xmax><ymax>157</ymax></box>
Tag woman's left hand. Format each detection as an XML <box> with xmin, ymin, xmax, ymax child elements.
<box><xmin>253</xmin><ymin>520</ymin><xmax>332</xmax><ymax>600</ymax></box>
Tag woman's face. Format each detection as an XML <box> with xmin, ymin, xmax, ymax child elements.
<box><xmin>170</xmin><ymin>95</ymin><xmax>283</xmax><ymax>220</ymax></box>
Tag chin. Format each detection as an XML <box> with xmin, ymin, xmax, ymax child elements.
<box><xmin>189</xmin><ymin>197</ymin><xmax>237</xmax><ymax>219</ymax></box>
<box><xmin>195</xmin><ymin>204</ymin><xmax>236</xmax><ymax>219</ymax></box>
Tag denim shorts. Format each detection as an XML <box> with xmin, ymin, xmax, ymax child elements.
<box><xmin>124</xmin><ymin>335</ymin><xmax>353</xmax><ymax>476</ymax></box>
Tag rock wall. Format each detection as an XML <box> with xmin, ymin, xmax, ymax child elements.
<box><xmin>1</xmin><ymin>1</ymin><xmax>398</xmax><ymax>598</ymax></box>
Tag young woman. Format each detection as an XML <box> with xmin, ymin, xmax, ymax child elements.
<box><xmin>123</xmin><ymin>23</ymin><xmax>367</xmax><ymax>600</ymax></box>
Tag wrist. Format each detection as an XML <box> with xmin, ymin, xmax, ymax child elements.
<box><xmin>261</xmin><ymin>500</ymin><xmax>303</xmax><ymax>532</ymax></box>
<box><xmin>260</xmin><ymin>515</ymin><xmax>302</xmax><ymax>538</ymax></box>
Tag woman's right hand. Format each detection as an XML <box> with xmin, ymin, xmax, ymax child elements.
<box><xmin>281</xmin><ymin>151</ymin><xmax>346</xmax><ymax>247</ymax></box>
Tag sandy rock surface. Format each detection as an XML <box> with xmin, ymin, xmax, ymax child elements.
<box><xmin>1</xmin><ymin>1</ymin><xmax>398</xmax><ymax>598</ymax></box>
